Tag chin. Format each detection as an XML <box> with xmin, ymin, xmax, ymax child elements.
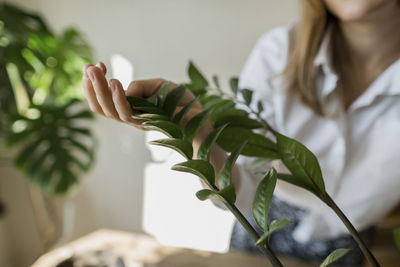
<box><xmin>323</xmin><ymin>0</ymin><xmax>397</xmax><ymax>22</ymax></box>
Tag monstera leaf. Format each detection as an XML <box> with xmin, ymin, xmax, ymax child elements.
<box><xmin>6</xmin><ymin>100</ymin><xmax>95</xmax><ymax>195</ymax></box>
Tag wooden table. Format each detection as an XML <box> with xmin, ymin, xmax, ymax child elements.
<box><xmin>32</xmin><ymin>228</ymin><xmax>400</xmax><ymax>267</ymax></box>
<box><xmin>32</xmin><ymin>229</ymin><xmax>311</xmax><ymax>267</ymax></box>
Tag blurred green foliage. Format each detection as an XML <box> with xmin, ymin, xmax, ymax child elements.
<box><xmin>0</xmin><ymin>3</ymin><xmax>95</xmax><ymax>195</ymax></box>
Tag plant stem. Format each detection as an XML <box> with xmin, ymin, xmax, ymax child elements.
<box><xmin>325</xmin><ymin>194</ymin><xmax>380</xmax><ymax>267</ymax></box>
<box><xmin>222</xmin><ymin>198</ymin><xmax>283</xmax><ymax>267</ymax></box>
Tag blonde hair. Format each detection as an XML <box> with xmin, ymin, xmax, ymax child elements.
<box><xmin>284</xmin><ymin>0</ymin><xmax>334</xmax><ymax>115</ymax></box>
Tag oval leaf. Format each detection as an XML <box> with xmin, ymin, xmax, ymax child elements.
<box><xmin>172</xmin><ymin>160</ymin><xmax>215</xmax><ymax>186</ymax></box>
<box><xmin>157</xmin><ymin>81</ymin><xmax>171</xmax><ymax>108</ymax></box>
<box><xmin>196</xmin><ymin>189</ymin><xmax>217</xmax><ymax>201</ymax></box>
<box><xmin>276</xmin><ymin>133</ymin><xmax>325</xmax><ymax>194</ymax></box>
<box><xmin>149</xmin><ymin>138</ymin><xmax>193</xmax><ymax>160</ymax></box>
<box><xmin>214</xmin><ymin>115</ymin><xmax>263</xmax><ymax>129</ymax></box>
<box><xmin>172</xmin><ymin>98</ymin><xmax>197</xmax><ymax>125</ymax></box>
<box><xmin>199</xmin><ymin>95</ymin><xmax>221</xmax><ymax>108</ymax></box>
<box><xmin>212</xmin><ymin>75</ymin><xmax>220</xmax><ymax>89</ymax></box>
<box><xmin>142</xmin><ymin>120</ymin><xmax>182</xmax><ymax>139</ymax></box>
<box><xmin>320</xmin><ymin>248</ymin><xmax>351</xmax><ymax>267</ymax></box>
<box><xmin>252</xmin><ymin>168</ymin><xmax>277</xmax><ymax>232</ymax></box>
<box><xmin>241</xmin><ymin>89</ymin><xmax>253</xmax><ymax>106</ymax></box>
<box><xmin>131</xmin><ymin>113</ymin><xmax>170</xmax><ymax>121</ymax></box>
<box><xmin>269</xmin><ymin>219</ymin><xmax>292</xmax><ymax>235</ymax></box>
<box><xmin>164</xmin><ymin>85</ymin><xmax>186</xmax><ymax>117</ymax></box>
<box><xmin>218</xmin><ymin>183</ymin><xmax>236</xmax><ymax>204</ymax></box>
<box><xmin>183</xmin><ymin>109</ymin><xmax>212</xmax><ymax>143</ymax></box>
<box><xmin>254</xmin><ymin>219</ymin><xmax>293</xmax><ymax>246</ymax></box>
<box><xmin>218</xmin><ymin>141</ymin><xmax>247</xmax><ymax>190</ymax></box>
<box><xmin>197</xmin><ymin>124</ymin><xmax>228</xmax><ymax>161</ymax></box>
<box><xmin>217</xmin><ymin>127</ymin><xmax>279</xmax><ymax>159</ymax></box>
<box><xmin>188</xmin><ymin>61</ymin><xmax>208</xmax><ymax>90</ymax></box>
<box><xmin>257</xmin><ymin>100</ymin><xmax>264</xmax><ymax>113</ymax></box>
<box><xmin>230</xmin><ymin>77</ymin><xmax>239</xmax><ymax>95</ymax></box>
<box><xmin>127</xmin><ymin>96</ymin><xmax>165</xmax><ymax>115</ymax></box>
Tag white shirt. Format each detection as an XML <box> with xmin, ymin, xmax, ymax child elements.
<box><xmin>235</xmin><ymin>26</ymin><xmax>400</xmax><ymax>242</ymax></box>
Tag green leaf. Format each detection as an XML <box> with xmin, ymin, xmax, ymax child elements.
<box><xmin>195</xmin><ymin>184</ymin><xmax>236</xmax><ymax>205</ymax></box>
<box><xmin>269</xmin><ymin>219</ymin><xmax>292</xmax><ymax>235</ymax></box>
<box><xmin>66</xmin><ymin>126</ymin><xmax>91</xmax><ymax>136</ymax></box>
<box><xmin>131</xmin><ymin>113</ymin><xmax>170</xmax><ymax>121</ymax></box>
<box><xmin>208</xmin><ymin>99</ymin><xmax>235</xmax><ymax>111</ymax></box>
<box><xmin>6</xmin><ymin>102</ymin><xmax>95</xmax><ymax>195</ymax></box>
<box><xmin>217</xmin><ymin>127</ymin><xmax>279</xmax><ymax>159</ymax></box>
<box><xmin>255</xmin><ymin>219</ymin><xmax>291</xmax><ymax>246</ymax></box>
<box><xmin>14</xmin><ymin>138</ymin><xmax>44</xmax><ymax>168</ymax></box>
<box><xmin>210</xmin><ymin>108</ymin><xmax>248</xmax><ymax>125</ymax></box>
<box><xmin>276</xmin><ymin>133</ymin><xmax>326</xmax><ymax>195</ymax></box>
<box><xmin>320</xmin><ymin>248</ymin><xmax>351</xmax><ymax>267</ymax></box>
<box><xmin>218</xmin><ymin>183</ymin><xmax>236</xmax><ymax>204</ymax></box>
<box><xmin>183</xmin><ymin>109</ymin><xmax>212</xmax><ymax>143</ymax></box>
<box><xmin>172</xmin><ymin>98</ymin><xmax>197</xmax><ymax>125</ymax></box>
<box><xmin>142</xmin><ymin>120</ymin><xmax>183</xmax><ymax>139</ymax></box>
<box><xmin>149</xmin><ymin>138</ymin><xmax>193</xmax><ymax>160</ymax></box>
<box><xmin>157</xmin><ymin>81</ymin><xmax>171</xmax><ymax>108</ymax></box>
<box><xmin>197</xmin><ymin>124</ymin><xmax>228</xmax><ymax>161</ymax></box>
<box><xmin>172</xmin><ymin>160</ymin><xmax>215</xmax><ymax>186</ymax></box>
<box><xmin>241</xmin><ymin>89</ymin><xmax>253</xmax><ymax>106</ymax></box>
<box><xmin>67</xmin><ymin>110</ymin><xmax>93</xmax><ymax>120</ymax></box>
<box><xmin>196</xmin><ymin>189</ymin><xmax>216</xmax><ymax>201</ymax></box>
<box><xmin>257</xmin><ymin>100</ymin><xmax>264</xmax><ymax>113</ymax></box>
<box><xmin>218</xmin><ymin>141</ymin><xmax>247</xmax><ymax>190</ymax></box>
<box><xmin>199</xmin><ymin>95</ymin><xmax>222</xmax><ymax>108</ymax></box>
<box><xmin>146</xmin><ymin>94</ymin><xmax>159</xmax><ymax>106</ymax></box>
<box><xmin>187</xmin><ymin>61</ymin><xmax>208</xmax><ymax>90</ymax></box>
<box><xmin>6</xmin><ymin>127</ymin><xmax>36</xmax><ymax>147</ymax></box>
<box><xmin>186</xmin><ymin>83</ymin><xmax>206</xmax><ymax>96</ymax></box>
<box><xmin>209</xmin><ymin>101</ymin><xmax>236</xmax><ymax>122</ymax></box>
<box><xmin>126</xmin><ymin>96</ymin><xmax>165</xmax><ymax>115</ymax></box>
<box><xmin>252</xmin><ymin>168</ymin><xmax>277</xmax><ymax>232</ymax></box>
<box><xmin>230</xmin><ymin>77</ymin><xmax>239</xmax><ymax>95</ymax></box>
<box><xmin>394</xmin><ymin>228</ymin><xmax>400</xmax><ymax>251</ymax></box>
<box><xmin>212</xmin><ymin>75</ymin><xmax>220</xmax><ymax>89</ymax></box>
<box><xmin>164</xmin><ymin>85</ymin><xmax>186</xmax><ymax>117</ymax></box>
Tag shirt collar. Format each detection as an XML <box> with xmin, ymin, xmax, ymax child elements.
<box><xmin>313</xmin><ymin>26</ymin><xmax>339</xmax><ymax>100</ymax></box>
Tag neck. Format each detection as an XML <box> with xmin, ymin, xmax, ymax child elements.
<box><xmin>336</xmin><ymin>2</ymin><xmax>400</xmax><ymax>69</ymax></box>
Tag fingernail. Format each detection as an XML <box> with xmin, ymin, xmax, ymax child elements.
<box><xmin>88</xmin><ymin>70</ymin><xmax>95</xmax><ymax>82</ymax></box>
<box><xmin>96</xmin><ymin>62</ymin><xmax>101</xmax><ymax>68</ymax></box>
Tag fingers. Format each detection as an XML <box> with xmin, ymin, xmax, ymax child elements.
<box><xmin>126</xmin><ymin>78</ymin><xmax>167</xmax><ymax>97</ymax></box>
<box><xmin>110</xmin><ymin>79</ymin><xmax>135</xmax><ymax>122</ymax></box>
<box><xmin>83</xmin><ymin>64</ymin><xmax>104</xmax><ymax>115</ymax></box>
<box><xmin>96</xmin><ymin>61</ymin><xmax>107</xmax><ymax>75</ymax></box>
<box><xmin>87</xmin><ymin>66</ymin><xmax>119</xmax><ymax>119</ymax></box>
<box><xmin>110</xmin><ymin>79</ymin><xmax>148</xmax><ymax>129</ymax></box>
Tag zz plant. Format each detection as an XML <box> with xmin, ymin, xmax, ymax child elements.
<box><xmin>126</xmin><ymin>61</ymin><xmax>381</xmax><ymax>266</ymax></box>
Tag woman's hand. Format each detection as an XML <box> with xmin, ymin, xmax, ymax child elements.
<box><xmin>82</xmin><ymin>62</ymin><xmax>203</xmax><ymax>130</ymax></box>
<box><xmin>82</xmin><ymin>62</ymin><xmax>240</xmax><ymax>194</ymax></box>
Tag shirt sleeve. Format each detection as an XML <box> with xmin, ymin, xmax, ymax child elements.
<box><xmin>234</xmin><ymin>26</ymin><xmax>291</xmax><ymax>214</ymax></box>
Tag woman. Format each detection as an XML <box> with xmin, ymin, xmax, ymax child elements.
<box><xmin>82</xmin><ymin>0</ymin><xmax>400</xmax><ymax>264</ymax></box>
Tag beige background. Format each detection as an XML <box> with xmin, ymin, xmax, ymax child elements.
<box><xmin>0</xmin><ymin>0</ymin><xmax>299</xmax><ymax>266</ymax></box>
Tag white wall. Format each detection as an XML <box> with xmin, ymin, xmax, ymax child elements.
<box><xmin>0</xmin><ymin>0</ymin><xmax>299</xmax><ymax>266</ymax></box>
